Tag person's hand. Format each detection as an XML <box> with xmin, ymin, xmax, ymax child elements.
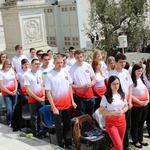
<box><xmin>128</xmin><ymin>102</ymin><xmax>133</xmax><ymax>109</ymax></box>
<box><xmin>53</xmin><ymin>107</ymin><xmax>59</xmax><ymax>115</ymax></box>
<box><xmin>143</xmin><ymin>100</ymin><xmax>149</xmax><ymax>106</ymax></box>
<box><xmin>83</xmin><ymin>83</ymin><xmax>91</xmax><ymax>90</ymax></box>
<box><xmin>72</xmin><ymin>101</ymin><xmax>77</xmax><ymax>109</ymax></box>
<box><xmin>37</xmin><ymin>97</ymin><xmax>45</xmax><ymax>102</ymax></box>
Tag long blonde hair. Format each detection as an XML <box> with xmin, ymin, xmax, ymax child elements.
<box><xmin>2</xmin><ymin>59</ymin><xmax>12</xmax><ymax>70</ymax></box>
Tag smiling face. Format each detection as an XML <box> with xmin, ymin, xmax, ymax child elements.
<box><xmin>135</xmin><ymin>68</ymin><xmax>143</xmax><ymax>78</ymax></box>
<box><xmin>116</xmin><ymin>59</ymin><xmax>126</xmax><ymax>70</ymax></box>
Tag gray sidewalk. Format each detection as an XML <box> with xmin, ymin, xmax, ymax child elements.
<box><xmin>0</xmin><ymin>123</ymin><xmax>63</xmax><ymax>150</ymax></box>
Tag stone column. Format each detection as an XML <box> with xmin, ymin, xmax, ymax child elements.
<box><xmin>0</xmin><ymin>0</ymin><xmax>50</xmax><ymax>57</ymax></box>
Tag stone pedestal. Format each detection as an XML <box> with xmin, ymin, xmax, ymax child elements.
<box><xmin>0</xmin><ymin>0</ymin><xmax>50</xmax><ymax>58</ymax></box>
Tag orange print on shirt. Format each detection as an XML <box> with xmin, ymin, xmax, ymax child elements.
<box><xmin>125</xmin><ymin>77</ymin><xmax>128</xmax><ymax>81</ymax></box>
<box><xmin>85</xmin><ymin>70</ymin><xmax>89</xmax><ymax>73</ymax></box>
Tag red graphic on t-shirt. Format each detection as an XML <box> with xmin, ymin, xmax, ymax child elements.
<box><xmin>65</xmin><ymin>76</ymin><xmax>68</xmax><ymax>80</ymax></box>
<box><xmin>85</xmin><ymin>70</ymin><xmax>89</xmax><ymax>73</ymax></box>
<box><xmin>11</xmin><ymin>73</ymin><xmax>14</xmax><ymax>76</ymax></box>
<box><xmin>125</xmin><ymin>77</ymin><xmax>128</xmax><ymax>81</ymax></box>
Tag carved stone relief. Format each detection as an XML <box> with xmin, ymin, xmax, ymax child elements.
<box><xmin>24</xmin><ymin>18</ymin><xmax>43</xmax><ymax>44</ymax></box>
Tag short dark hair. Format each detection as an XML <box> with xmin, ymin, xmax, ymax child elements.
<box><xmin>31</xmin><ymin>58</ymin><xmax>39</xmax><ymax>64</ymax></box>
<box><xmin>30</xmin><ymin>48</ymin><xmax>36</xmax><ymax>53</ymax></box>
<box><xmin>74</xmin><ymin>49</ymin><xmax>84</xmax><ymax>56</ymax></box>
<box><xmin>69</xmin><ymin>46</ymin><xmax>75</xmax><ymax>51</ymax></box>
<box><xmin>15</xmin><ymin>45</ymin><xmax>22</xmax><ymax>51</ymax></box>
<box><xmin>124</xmin><ymin>62</ymin><xmax>130</xmax><ymax>70</ymax></box>
<box><xmin>36</xmin><ymin>50</ymin><xmax>43</xmax><ymax>55</ymax></box>
<box><xmin>115</xmin><ymin>53</ymin><xmax>126</xmax><ymax>62</ymax></box>
<box><xmin>47</xmin><ymin>49</ymin><xmax>53</xmax><ymax>53</ymax></box>
<box><xmin>41</xmin><ymin>53</ymin><xmax>49</xmax><ymax>59</ymax></box>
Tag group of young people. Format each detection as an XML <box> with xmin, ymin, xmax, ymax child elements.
<box><xmin>0</xmin><ymin>44</ymin><xmax>150</xmax><ymax>150</ymax></box>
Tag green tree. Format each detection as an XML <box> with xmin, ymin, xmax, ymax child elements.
<box><xmin>88</xmin><ymin>0</ymin><xmax>149</xmax><ymax>55</ymax></box>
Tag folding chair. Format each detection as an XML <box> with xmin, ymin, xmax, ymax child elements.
<box><xmin>39</xmin><ymin>105</ymin><xmax>55</xmax><ymax>143</ymax></box>
<box><xmin>73</xmin><ymin>114</ymin><xmax>104</xmax><ymax>150</ymax></box>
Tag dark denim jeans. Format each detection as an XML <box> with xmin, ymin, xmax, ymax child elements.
<box><xmin>3</xmin><ymin>94</ymin><xmax>18</xmax><ymax>125</ymax></box>
<box><xmin>75</xmin><ymin>96</ymin><xmax>95</xmax><ymax>116</ymax></box>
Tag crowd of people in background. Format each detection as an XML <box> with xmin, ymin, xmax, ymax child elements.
<box><xmin>1</xmin><ymin>44</ymin><xmax>150</xmax><ymax>150</ymax></box>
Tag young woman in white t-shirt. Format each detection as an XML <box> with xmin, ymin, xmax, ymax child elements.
<box><xmin>131</xmin><ymin>64</ymin><xmax>149</xmax><ymax>148</ymax></box>
<box><xmin>100</xmin><ymin>75</ymin><xmax>128</xmax><ymax>150</ymax></box>
<box><xmin>0</xmin><ymin>59</ymin><xmax>18</xmax><ymax>126</ymax></box>
<box><xmin>92</xmin><ymin>59</ymin><xmax>107</xmax><ymax>111</ymax></box>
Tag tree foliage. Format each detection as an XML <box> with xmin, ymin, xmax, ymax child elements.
<box><xmin>88</xmin><ymin>0</ymin><xmax>149</xmax><ymax>53</ymax></box>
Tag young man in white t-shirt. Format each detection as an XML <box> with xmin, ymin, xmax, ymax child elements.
<box><xmin>44</xmin><ymin>55</ymin><xmax>76</xmax><ymax>148</ymax></box>
<box><xmin>11</xmin><ymin>45</ymin><xmax>27</xmax><ymax>73</ymax></box>
<box><xmin>109</xmin><ymin>53</ymin><xmax>133</xmax><ymax>150</ymax></box>
<box><xmin>66</xmin><ymin>46</ymin><xmax>76</xmax><ymax>67</ymax></box>
<box><xmin>70</xmin><ymin>50</ymin><xmax>95</xmax><ymax>116</ymax></box>
<box><xmin>24</xmin><ymin>58</ymin><xmax>45</xmax><ymax>137</ymax></box>
<box><xmin>28</xmin><ymin>48</ymin><xmax>37</xmax><ymax>65</ymax></box>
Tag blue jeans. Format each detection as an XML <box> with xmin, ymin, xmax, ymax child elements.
<box><xmin>75</xmin><ymin>96</ymin><xmax>95</xmax><ymax>116</ymax></box>
<box><xmin>3</xmin><ymin>94</ymin><xmax>18</xmax><ymax>125</ymax></box>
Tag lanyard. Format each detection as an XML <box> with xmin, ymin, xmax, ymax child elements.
<box><xmin>31</xmin><ymin>70</ymin><xmax>40</xmax><ymax>84</ymax></box>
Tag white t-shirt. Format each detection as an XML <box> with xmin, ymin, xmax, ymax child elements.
<box><xmin>100</xmin><ymin>94</ymin><xmax>127</xmax><ymax>112</ymax></box>
<box><xmin>100</xmin><ymin>61</ymin><xmax>107</xmax><ymax>71</ymax></box>
<box><xmin>109</xmin><ymin>69</ymin><xmax>133</xmax><ymax>101</ymax></box>
<box><xmin>48</xmin><ymin>58</ymin><xmax>54</xmax><ymax>68</ymax></box>
<box><xmin>69</xmin><ymin>62</ymin><xmax>95</xmax><ymax>98</ymax></box>
<box><xmin>143</xmin><ymin>71</ymin><xmax>150</xmax><ymax>89</ymax></box>
<box><xmin>28</xmin><ymin>57</ymin><xmax>38</xmax><ymax>64</ymax></box>
<box><xmin>132</xmin><ymin>78</ymin><xmax>147</xmax><ymax>101</ymax></box>
<box><xmin>0</xmin><ymin>69</ymin><xmax>16</xmax><ymax>96</ymax></box>
<box><xmin>44</xmin><ymin>69</ymin><xmax>72</xmax><ymax>110</ymax></box>
<box><xmin>12</xmin><ymin>55</ymin><xmax>27</xmax><ymax>73</ymax></box>
<box><xmin>16</xmin><ymin>69</ymin><xmax>30</xmax><ymax>95</ymax></box>
<box><xmin>39</xmin><ymin>67</ymin><xmax>53</xmax><ymax>79</ymax></box>
<box><xmin>94</xmin><ymin>73</ymin><xmax>106</xmax><ymax>88</ymax></box>
<box><xmin>66</xmin><ymin>57</ymin><xmax>76</xmax><ymax>67</ymax></box>
<box><xmin>24</xmin><ymin>70</ymin><xmax>43</xmax><ymax>103</ymax></box>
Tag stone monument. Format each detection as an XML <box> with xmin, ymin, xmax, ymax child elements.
<box><xmin>0</xmin><ymin>0</ymin><xmax>50</xmax><ymax>57</ymax></box>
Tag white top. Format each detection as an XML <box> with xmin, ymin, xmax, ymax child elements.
<box><xmin>24</xmin><ymin>70</ymin><xmax>43</xmax><ymax>95</ymax></box>
<box><xmin>100</xmin><ymin>61</ymin><xmax>107</xmax><ymax>71</ymax></box>
<box><xmin>48</xmin><ymin>59</ymin><xmax>54</xmax><ymax>68</ymax></box>
<box><xmin>12</xmin><ymin>55</ymin><xmax>27</xmax><ymax>73</ymax></box>
<box><xmin>44</xmin><ymin>69</ymin><xmax>72</xmax><ymax>109</ymax></box>
<box><xmin>94</xmin><ymin>73</ymin><xmax>106</xmax><ymax>88</ymax></box>
<box><xmin>69</xmin><ymin>62</ymin><xmax>95</xmax><ymax>98</ymax></box>
<box><xmin>66</xmin><ymin>57</ymin><xmax>76</xmax><ymax>67</ymax></box>
<box><xmin>28</xmin><ymin>57</ymin><xmax>38</xmax><ymax>64</ymax></box>
<box><xmin>109</xmin><ymin>69</ymin><xmax>133</xmax><ymax>101</ymax></box>
<box><xmin>0</xmin><ymin>69</ymin><xmax>16</xmax><ymax>95</ymax></box>
<box><xmin>39</xmin><ymin>67</ymin><xmax>53</xmax><ymax>79</ymax></box>
<box><xmin>132</xmin><ymin>78</ymin><xmax>147</xmax><ymax>99</ymax></box>
<box><xmin>16</xmin><ymin>69</ymin><xmax>30</xmax><ymax>94</ymax></box>
<box><xmin>143</xmin><ymin>71</ymin><xmax>150</xmax><ymax>89</ymax></box>
<box><xmin>100</xmin><ymin>94</ymin><xmax>127</xmax><ymax>112</ymax></box>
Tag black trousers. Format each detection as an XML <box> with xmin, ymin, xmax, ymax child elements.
<box><xmin>29</xmin><ymin>102</ymin><xmax>43</xmax><ymax>136</ymax></box>
<box><xmin>123</xmin><ymin>109</ymin><xmax>131</xmax><ymax>150</ymax></box>
<box><xmin>146</xmin><ymin>102</ymin><xmax>150</xmax><ymax>135</ymax></box>
<box><xmin>131</xmin><ymin>106</ymin><xmax>148</xmax><ymax>144</ymax></box>
<box><xmin>54</xmin><ymin>108</ymin><xmax>72</xmax><ymax>147</ymax></box>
